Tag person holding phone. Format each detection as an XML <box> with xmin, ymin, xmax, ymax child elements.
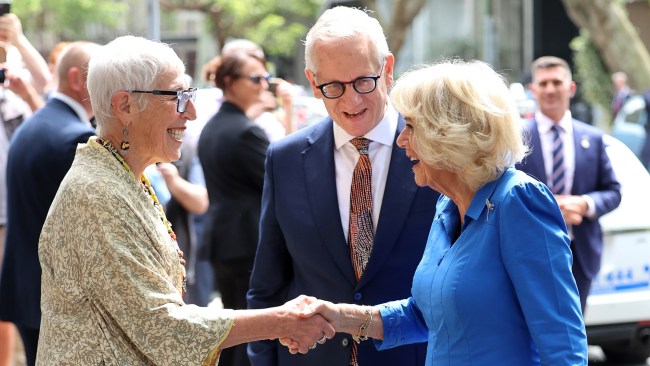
<box><xmin>0</xmin><ymin>12</ymin><xmax>51</xmax><ymax>95</ymax></box>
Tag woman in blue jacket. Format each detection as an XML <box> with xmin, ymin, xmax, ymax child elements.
<box><xmin>288</xmin><ymin>60</ymin><xmax>588</xmax><ymax>365</ymax></box>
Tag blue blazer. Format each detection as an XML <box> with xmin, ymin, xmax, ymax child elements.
<box><xmin>515</xmin><ymin>118</ymin><xmax>621</xmax><ymax>279</ymax></box>
<box><xmin>247</xmin><ymin>116</ymin><xmax>439</xmax><ymax>366</ymax></box>
<box><xmin>0</xmin><ymin>98</ymin><xmax>94</xmax><ymax>328</ymax></box>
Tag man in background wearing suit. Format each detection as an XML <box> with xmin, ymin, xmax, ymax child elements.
<box><xmin>0</xmin><ymin>41</ymin><xmax>99</xmax><ymax>366</ymax></box>
<box><xmin>516</xmin><ymin>56</ymin><xmax>621</xmax><ymax>313</ymax></box>
<box><xmin>247</xmin><ymin>7</ymin><xmax>439</xmax><ymax>366</ymax></box>
<box><xmin>610</xmin><ymin>71</ymin><xmax>632</xmax><ymax>117</ymax></box>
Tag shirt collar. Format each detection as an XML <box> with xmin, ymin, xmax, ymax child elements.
<box><xmin>333</xmin><ymin>103</ymin><xmax>398</xmax><ymax>150</ymax></box>
<box><xmin>51</xmin><ymin>92</ymin><xmax>91</xmax><ymax>126</ymax></box>
<box><xmin>534</xmin><ymin>110</ymin><xmax>573</xmax><ymax>135</ymax></box>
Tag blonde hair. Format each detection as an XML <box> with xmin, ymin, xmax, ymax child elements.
<box><xmin>390</xmin><ymin>60</ymin><xmax>528</xmax><ymax>190</ymax></box>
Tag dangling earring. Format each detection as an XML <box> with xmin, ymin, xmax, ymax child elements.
<box><xmin>120</xmin><ymin>127</ymin><xmax>130</xmax><ymax>153</ymax></box>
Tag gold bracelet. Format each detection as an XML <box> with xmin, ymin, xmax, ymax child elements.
<box><xmin>352</xmin><ymin>307</ymin><xmax>373</xmax><ymax>344</ymax></box>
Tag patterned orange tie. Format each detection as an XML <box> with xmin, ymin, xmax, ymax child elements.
<box><xmin>348</xmin><ymin>137</ymin><xmax>374</xmax><ymax>366</ymax></box>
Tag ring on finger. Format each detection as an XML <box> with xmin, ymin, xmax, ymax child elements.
<box><xmin>309</xmin><ymin>343</ymin><xmax>317</xmax><ymax>350</ymax></box>
<box><xmin>317</xmin><ymin>333</ymin><xmax>328</xmax><ymax>344</ymax></box>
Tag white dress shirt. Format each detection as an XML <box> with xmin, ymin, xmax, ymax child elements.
<box><xmin>535</xmin><ymin>110</ymin><xmax>575</xmax><ymax>194</ymax></box>
<box><xmin>334</xmin><ymin>104</ymin><xmax>397</xmax><ymax>241</ymax></box>
<box><xmin>534</xmin><ymin>110</ymin><xmax>595</xmax><ymax>219</ymax></box>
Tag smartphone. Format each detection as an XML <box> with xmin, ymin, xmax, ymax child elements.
<box><xmin>0</xmin><ymin>45</ymin><xmax>6</xmax><ymax>83</ymax></box>
<box><xmin>268</xmin><ymin>78</ymin><xmax>280</xmax><ymax>96</ymax></box>
<box><xmin>0</xmin><ymin>3</ymin><xmax>10</xmax><ymax>16</ymax></box>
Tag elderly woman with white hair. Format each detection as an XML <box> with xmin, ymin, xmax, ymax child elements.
<box><xmin>36</xmin><ymin>36</ymin><xmax>333</xmax><ymax>366</ymax></box>
<box><xmin>289</xmin><ymin>60</ymin><xmax>588</xmax><ymax>365</ymax></box>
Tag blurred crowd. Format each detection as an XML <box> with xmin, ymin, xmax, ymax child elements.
<box><xmin>0</xmin><ymin>11</ymin><xmax>310</xmax><ymax>366</ymax></box>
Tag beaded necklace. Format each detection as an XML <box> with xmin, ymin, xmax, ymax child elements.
<box><xmin>95</xmin><ymin>137</ymin><xmax>187</xmax><ymax>296</ymax></box>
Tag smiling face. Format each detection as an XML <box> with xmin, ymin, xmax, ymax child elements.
<box><xmin>306</xmin><ymin>37</ymin><xmax>393</xmax><ymax>137</ymax></box>
<box><xmin>397</xmin><ymin>120</ymin><xmax>463</xmax><ymax>199</ymax></box>
<box><xmin>130</xmin><ymin>71</ymin><xmax>196</xmax><ymax>166</ymax></box>
<box><xmin>397</xmin><ymin>118</ymin><xmax>435</xmax><ymax>189</ymax></box>
<box><xmin>531</xmin><ymin>66</ymin><xmax>576</xmax><ymax>122</ymax></box>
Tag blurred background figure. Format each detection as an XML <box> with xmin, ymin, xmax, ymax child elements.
<box><xmin>0</xmin><ymin>13</ymin><xmax>50</xmax><ymax>96</ymax></box>
<box><xmin>155</xmin><ymin>152</ymin><xmax>212</xmax><ymax>307</ymax></box>
<box><xmin>640</xmin><ymin>89</ymin><xmax>650</xmax><ymax>169</ymax></box>
<box><xmin>0</xmin><ymin>41</ymin><xmax>99</xmax><ymax>366</ymax></box>
<box><xmin>611</xmin><ymin>71</ymin><xmax>632</xmax><ymax>117</ymax></box>
<box><xmin>198</xmin><ymin>49</ymin><xmax>270</xmax><ymax>366</ymax></box>
<box><xmin>0</xmin><ymin>11</ymin><xmax>50</xmax><ymax>365</ymax></box>
<box><xmin>44</xmin><ymin>41</ymin><xmax>70</xmax><ymax>97</ymax></box>
<box><xmin>246</xmin><ymin>85</ymin><xmax>293</xmax><ymax>143</ymax></box>
<box><xmin>517</xmin><ymin>56</ymin><xmax>621</xmax><ymax>312</ymax></box>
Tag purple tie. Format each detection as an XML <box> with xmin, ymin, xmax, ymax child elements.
<box><xmin>550</xmin><ymin>125</ymin><xmax>567</xmax><ymax>194</ymax></box>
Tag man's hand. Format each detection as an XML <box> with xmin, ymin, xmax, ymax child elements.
<box><xmin>555</xmin><ymin>194</ymin><xmax>588</xmax><ymax>225</ymax></box>
<box><xmin>278</xmin><ymin>295</ymin><xmax>336</xmax><ymax>354</ymax></box>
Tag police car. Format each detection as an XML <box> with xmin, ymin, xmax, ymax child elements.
<box><xmin>584</xmin><ymin>135</ymin><xmax>650</xmax><ymax>363</ymax></box>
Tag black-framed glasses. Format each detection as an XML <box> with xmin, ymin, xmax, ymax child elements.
<box><xmin>130</xmin><ymin>88</ymin><xmax>197</xmax><ymax>113</ymax></box>
<box><xmin>315</xmin><ymin>60</ymin><xmax>386</xmax><ymax>99</ymax></box>
<box><xmin>248</xmin><ymin>73</ymin><xmax>271</xmax><ymax>84</ymax></box>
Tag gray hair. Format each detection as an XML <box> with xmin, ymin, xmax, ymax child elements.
<box><xmin>87</xmin><ymin>35</ymin><xmax>186</xmax><ymax>130</ymax></box>
<box><xmin>304</xmin><ymin>7</ymin><xmax>390</xmax><ymax>74</ymax></box>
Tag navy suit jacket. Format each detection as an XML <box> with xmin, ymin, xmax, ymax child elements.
<box><xmin>0</xmin><ymin>98</ymin><xmax>94</xmax><ymax>328</ymax></box>
<box><xmin>515</xmin><ymin>118</ymin><xmax>621</xmax><ymax>278</ymax></box>
<box><xmin>247</xmin><ymin>116</ymin><xmax>439</xmax><ymax>366</ymax></box>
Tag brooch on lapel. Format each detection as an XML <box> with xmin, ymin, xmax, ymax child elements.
<box><xmin>580</xmin><ymin>135</ymin><xmax>590</xmax><ymax>149</ymax></box>
<box><xmin>486</xmin><ymin>198</ymin><xmax>495</xmax><ymax>221</ymax></box>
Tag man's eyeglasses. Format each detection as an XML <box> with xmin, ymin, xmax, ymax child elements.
<box><xmin>130</xmin><ymin>88</ymin><xmax>197</xmax><ymax>113</ymax></box>
<box><xmin>315</xmin><ymin>60</ymin><xmax>386</xmax><ymax>99</ymax></box>
<box><xmin>248</xmin><ymin>73</ymin><xmax>271</xmax><ymax>84</ymax></box>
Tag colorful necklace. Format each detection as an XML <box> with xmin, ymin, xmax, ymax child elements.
<box><xmin>95</xmin><ymin>137</ymin><xmax>187</xmax><ymax>296</ymax></box>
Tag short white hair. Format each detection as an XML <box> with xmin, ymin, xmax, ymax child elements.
<box><xmin>87</xmin><ymin>35</ymin><xmax>186</xmax><ymax>130</ymax></box>
<box><xmin>304</xmin><ymin>7</ymin><xmax>389</xmax><ymax>74</ymax></box>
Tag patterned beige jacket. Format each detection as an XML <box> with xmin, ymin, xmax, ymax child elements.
<box><xmin>38</xmin><ymin>137</ymin><xmax>233</xmax><ymax>365</ymax></box>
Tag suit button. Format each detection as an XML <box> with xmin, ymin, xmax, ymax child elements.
<box><xmin>354</xmin><ymin>292</ymin><xmax>362</xmax><ymax>301</ymax></box>
<box><xmin>341</xmin><ymin>338</ymin><xmax>349</xmax><ymax>347</ymax></box>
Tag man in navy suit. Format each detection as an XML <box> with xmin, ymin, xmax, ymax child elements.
<box><xmin>247</xmin><ymin>7</ymin><xmax>439</xmax><ymax>366</ymax></box>
<box><xmin>0</xmin><ymin>41</ymin><xmax>99</xmax><ymax>366</ymax></box>
<box><xmin>516</xmin><ymin>56</ymin><xmax>621</xmax><ymax>312</ymax></box>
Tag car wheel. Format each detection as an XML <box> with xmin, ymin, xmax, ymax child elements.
<box><xmin>602</xmin><ymin>344</ymin><xmax>650</xmax><ymax>364</ymax></box>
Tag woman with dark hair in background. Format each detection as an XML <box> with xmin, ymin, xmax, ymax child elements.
<box><xmin>198</xmin><ymin>50</ymin><xmax>270</xmax><ymax>366</ymax></box>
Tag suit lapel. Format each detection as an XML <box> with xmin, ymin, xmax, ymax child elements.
<box><xmin>523</xmin><ymin>119</ymin><xmax>547</xmax><ymax>183</ymax></box>
<box><xmin>358</xmin><ymin>116</ymin><xmax>417</xmax><ymax>288</ymax></box>
<box><xmin>570</xmin><ymin>120</ymin><xmax>592</xmax><ymax>194</ymax></box>
<box><xmin>303</xmin><ymin>119</ymin><xmax>357</xmax><ymax>286</ymax></box>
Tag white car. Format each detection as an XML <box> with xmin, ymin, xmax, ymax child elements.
<box><xmin>584</xmin><ymin>135</ymin><xmax>650</xmax><ymax>363</ymax></box>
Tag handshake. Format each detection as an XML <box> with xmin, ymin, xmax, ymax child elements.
<box><xmin>274</xmin><ymin>295</ymin><xmax>378</xmax><ymax>355</ymax></box>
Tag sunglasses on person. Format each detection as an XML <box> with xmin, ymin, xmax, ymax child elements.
<box><xmin>247</xmin><ymin>73</ymin><xmax>271</xmax><ymax>84</ymax></box>
<box><xmin>130</xmin><ymin>88</ymin><xmax>198</xmax><ymax>113</ymax></box>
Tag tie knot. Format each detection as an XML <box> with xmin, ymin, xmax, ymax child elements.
<box><xmin>351</xmin><ymin>137</ymin><xmax>370</xmax><ymax>155</ymax></box>
<box><xmin>551</xmin><ymin>125</ymin><xmax>563</xmax><ymax>135</ymax></box>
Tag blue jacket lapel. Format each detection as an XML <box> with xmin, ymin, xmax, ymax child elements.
<box><xmin>303</xmin><ymin>119</ymin><xmax>357</xmax><ymax>286</ymax></box>
<box><xmin>571</xmin><ymin>119</ymin><xmax>593</xmax><ymax>195</ymax></box>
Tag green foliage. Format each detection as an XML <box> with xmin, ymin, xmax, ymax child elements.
<box><xmin>570</xmin><ymin>31</ymin><xmax>613</xmax><ymax>117</ymax></box>
<box><xmin>13</xmin><ymin>0</ymin><xmax>127</xmax><ymax>40</ymax></box>
<box><xmin>162</xmin><ymin>0</ymin><xmax>322</xmax><ymax>57</ymax></box>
